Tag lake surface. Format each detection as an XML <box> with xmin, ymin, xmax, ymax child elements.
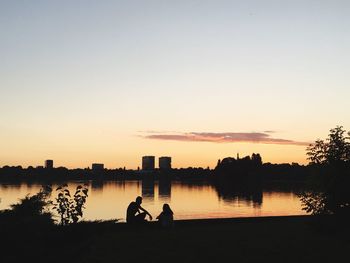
<box><xmin>0</xmin><ymin>180</ymin><xmax>306</xmax><ymax>222</ymax></box>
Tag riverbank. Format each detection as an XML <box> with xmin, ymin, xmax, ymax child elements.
<box><xmin>1</xmin><ymin>215</ymin><xmax>349</xmax><ymax>263</ymax></box>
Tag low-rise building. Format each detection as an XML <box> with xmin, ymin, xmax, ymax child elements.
<box><xmin>92</xmin><ymin>163</ymin><xmax>104</xmax><ymax>171</ymax></box>
<box><xmin>45</xmin><ymin>160</ymin><xmax>53</xmax><ymax>169</ymax></box>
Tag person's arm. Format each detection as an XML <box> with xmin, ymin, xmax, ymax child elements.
<box><xmin>139</xmin><ymin>206</ymin><xmax>153</xmax><ymax>220</ymax></box>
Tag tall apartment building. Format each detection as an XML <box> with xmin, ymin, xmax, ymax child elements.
<box><xmin>159</xmin><ymin>156</ymin><xmax>171</xmax><ymax>170</ymax></box>
<box><xmin>142</xmin><ymin>156</ymin><xmax>155</xmax><ymax>170</ymax></box>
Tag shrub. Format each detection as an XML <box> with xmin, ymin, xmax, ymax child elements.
<box><xmin>1</xmin><ymin>185</ymin><xmax>54</xmax><ymax>226</ymax></box>
<box><xmin>53</xmin><ymin>183</ymin><xmax>89</xmax><ymax>225</ymax></box>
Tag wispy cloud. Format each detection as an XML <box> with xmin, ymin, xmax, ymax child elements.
<box><xmin>141</xmin><ymin>131</ymin><xmax>309</xmax><ymax>146</ymax></box>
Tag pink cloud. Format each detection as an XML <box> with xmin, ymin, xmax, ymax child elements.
<box><xmin>142</xmin><ymin>132</ymin><xmax>309</xmax><ymax>146</ymax></box>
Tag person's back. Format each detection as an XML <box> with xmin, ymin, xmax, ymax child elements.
<box><xmin>126</xmin><ymin>201</ymin><xmax>139</xmax><ymax>224</ymax></box>
<box><xmin>157</xmin><ymin>204</ymin><xmax>174</xmax><ymax>228</ymax></box>
<box><xmin>158</xmin><ymin>211</ymin><xmax>173</xmax><ymax>227</ymax></box>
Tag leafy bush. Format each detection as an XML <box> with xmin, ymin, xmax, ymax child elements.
<box><xmin>1</xmin><ymin>185</ymin><xmax>54</xmax><ymax>225</ymax></box>
<box><xmin>53</xmin><ymin>183</ymin><xmax>89</xmax><ymax>225</ymax></box>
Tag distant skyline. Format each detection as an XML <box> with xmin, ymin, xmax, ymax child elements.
<box><xmin>1</xmin><ymin>1</ymin><xmax>349</xmax><ymax>169</ymax></box>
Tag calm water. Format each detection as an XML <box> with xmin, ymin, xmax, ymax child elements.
<box><xmin>0</xmin><ymin>180</ymin><xmax>306</xmax><ymax>222</ymax></box>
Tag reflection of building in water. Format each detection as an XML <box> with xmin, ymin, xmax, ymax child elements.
<box><xmin>142</xmin><ymin>156</ymin><xmax>155</xmax><ymax>170</ymax></box>
<box><xmin>91</xmin><ymin>180</ymin><xmax>103</xmax><ymax>191</ymax></box>
<box><xmin>141</xmin><ymin>179</ymin><xmax>155</xmax><ymax>200</ymax></box>
<box><xmin>159</xmin><ymin>156</ymin><xmax>171</xmax><ymax>170</ymax></box>
<box><xmin>158</xmin><ymin>179</ymin><xmax>172</xmax><ymax>201</ymax></box>
<box><xmin>252</xmin><ymin>190</ymin><xmax>263</xmax><ymax>207</ymax></box>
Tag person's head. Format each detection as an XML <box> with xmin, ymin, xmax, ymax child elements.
<box><xmin>163</xmin><ymin>203</ymin><xmax>173</xmax><ymax>214</ymax></box>
<box><xmin>136</xmin><ymin>196</ymin><xmax>142</xmax><ymax>205</ymax></box>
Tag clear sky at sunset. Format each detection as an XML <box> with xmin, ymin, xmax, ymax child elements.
<box><xmin>1</xmin><ymin>1</ymin><xmax>349</xmax><ymax>169</ymax></box>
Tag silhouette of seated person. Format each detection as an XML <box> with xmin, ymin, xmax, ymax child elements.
<box><xmin>156</xmin><ymin>203</ymin><xmax>174</xmax><ymax>228</ymax></box>
<box><xmin>126</xmin><ymin>196</ymin><xmax>152</xmax><ymax>224</ymax></box>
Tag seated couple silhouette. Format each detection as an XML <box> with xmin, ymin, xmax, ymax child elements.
<box><xmin>126</xmin><ymin>196</ymin><xmax>174</xmax><ymax>227</ymax></box>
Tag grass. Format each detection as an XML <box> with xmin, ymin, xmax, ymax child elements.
<box><xmin>1</xmin><ymin>215</ymin><xmax>349</xmax><ymax>263</ymax></box>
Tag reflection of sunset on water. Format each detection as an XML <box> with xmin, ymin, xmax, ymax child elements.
<box><xmin>0</xmin><ymin>181</ymin><xmax>306</xmax><ymax>222</ymax></box>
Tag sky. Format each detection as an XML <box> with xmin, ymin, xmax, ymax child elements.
<box><xmin>1</xmin><ymin>0</ymin><xmax>350</xmax><ymax>169</ymax></box>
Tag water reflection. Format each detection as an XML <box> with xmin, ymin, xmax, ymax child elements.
<box><xmin>0</xmin><ymin>180</ymin><xmax>306</xmax><ymax>221</ymax></box>
<box><xmin>214</xmin><ymin>182</ymin><xmax>263</xmax><ymax>207</ymax></box>
<box><xmin>158</xmin><ymin>179</ymin><xmax>171</xmax><ymax>201</ymax></box>
<box><xmin>91</xmin><ymin>180</ymin><xmax>104</xmax><ymax>191</ymax></box>
<box><xmin>141</xmin><ymin>179</ymin><xmax>155</xmax><ymax>201</ymax></box>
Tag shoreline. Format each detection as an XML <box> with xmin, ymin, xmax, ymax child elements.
<box><xmin>156</xmin><ymin>214</ymin><xmax>312</xmax><ymax>224</ymax></box>
<box><xmin>100</xmin><ymin>214</ymin><xmax>311</xmax><ymax>227</ymax></box>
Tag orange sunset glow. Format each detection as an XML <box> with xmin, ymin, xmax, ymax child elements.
<box><xmin>1</xmin><ymin>1</ymin><xmax>349</xmax><ymax>169</ymax></box>
<box><xmin>1</xmin><ymin>2</ymin><xmax>350</xmax><ymax>262</ymax></box>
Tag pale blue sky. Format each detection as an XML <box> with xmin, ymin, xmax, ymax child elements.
<box><xmin>1</xmin><ymin>0</ymin><xmax>350</xmax><ymax>168</ymax></box>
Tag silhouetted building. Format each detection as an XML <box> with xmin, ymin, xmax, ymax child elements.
<box><xmin>142</xmin><ymin>156</ymin><xmax>155</xmax><ymax>170</ymax></box>
<box><xmin>92</xmin><ymin>163</ymin><xmax>104</xmax><ymax>171</ymax></box>
<box><xmin>45</xmin><ymin>160</ymin><xmax>53</xmax><ymax>169</ymax></box>
<box><xmin>159</xmin><ymin>156</ymin><xmax>172</xmax><ymax>170</ymax></box>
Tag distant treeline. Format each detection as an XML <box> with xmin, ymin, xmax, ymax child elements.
<box><xmin>0</xmin><ymin>154</ymin><xmax>322</xmax><ymax>184</ymax></box>
<box><xmin>214</xmin><ymin>153</ymin><xmax>310</xmax><ymax>183</ymax></box>
<box><xmin>0</xmin><ymin>165</ymin><xmax>212</xmax><ymax>183</ymax></box>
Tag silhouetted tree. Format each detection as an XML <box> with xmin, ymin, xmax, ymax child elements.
<box><xmin>251</xmin><ymin>153</ymin><xmax>262</xmax><ymax>166</ymax></box>
<box><xmin>306</xmin><ymin>126</ymin><xmax>350</xmax><ymax>165</ymax></box>
<box><xmin>300</xmin><ymin>126</ymin><xmax>350</xmax><ymax>215</ymax></box>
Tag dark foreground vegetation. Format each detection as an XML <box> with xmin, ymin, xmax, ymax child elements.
<box><xmin>1</xmin><ymin>215</ymin><xmax>349</xmax><ymax>263</ymax></box>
